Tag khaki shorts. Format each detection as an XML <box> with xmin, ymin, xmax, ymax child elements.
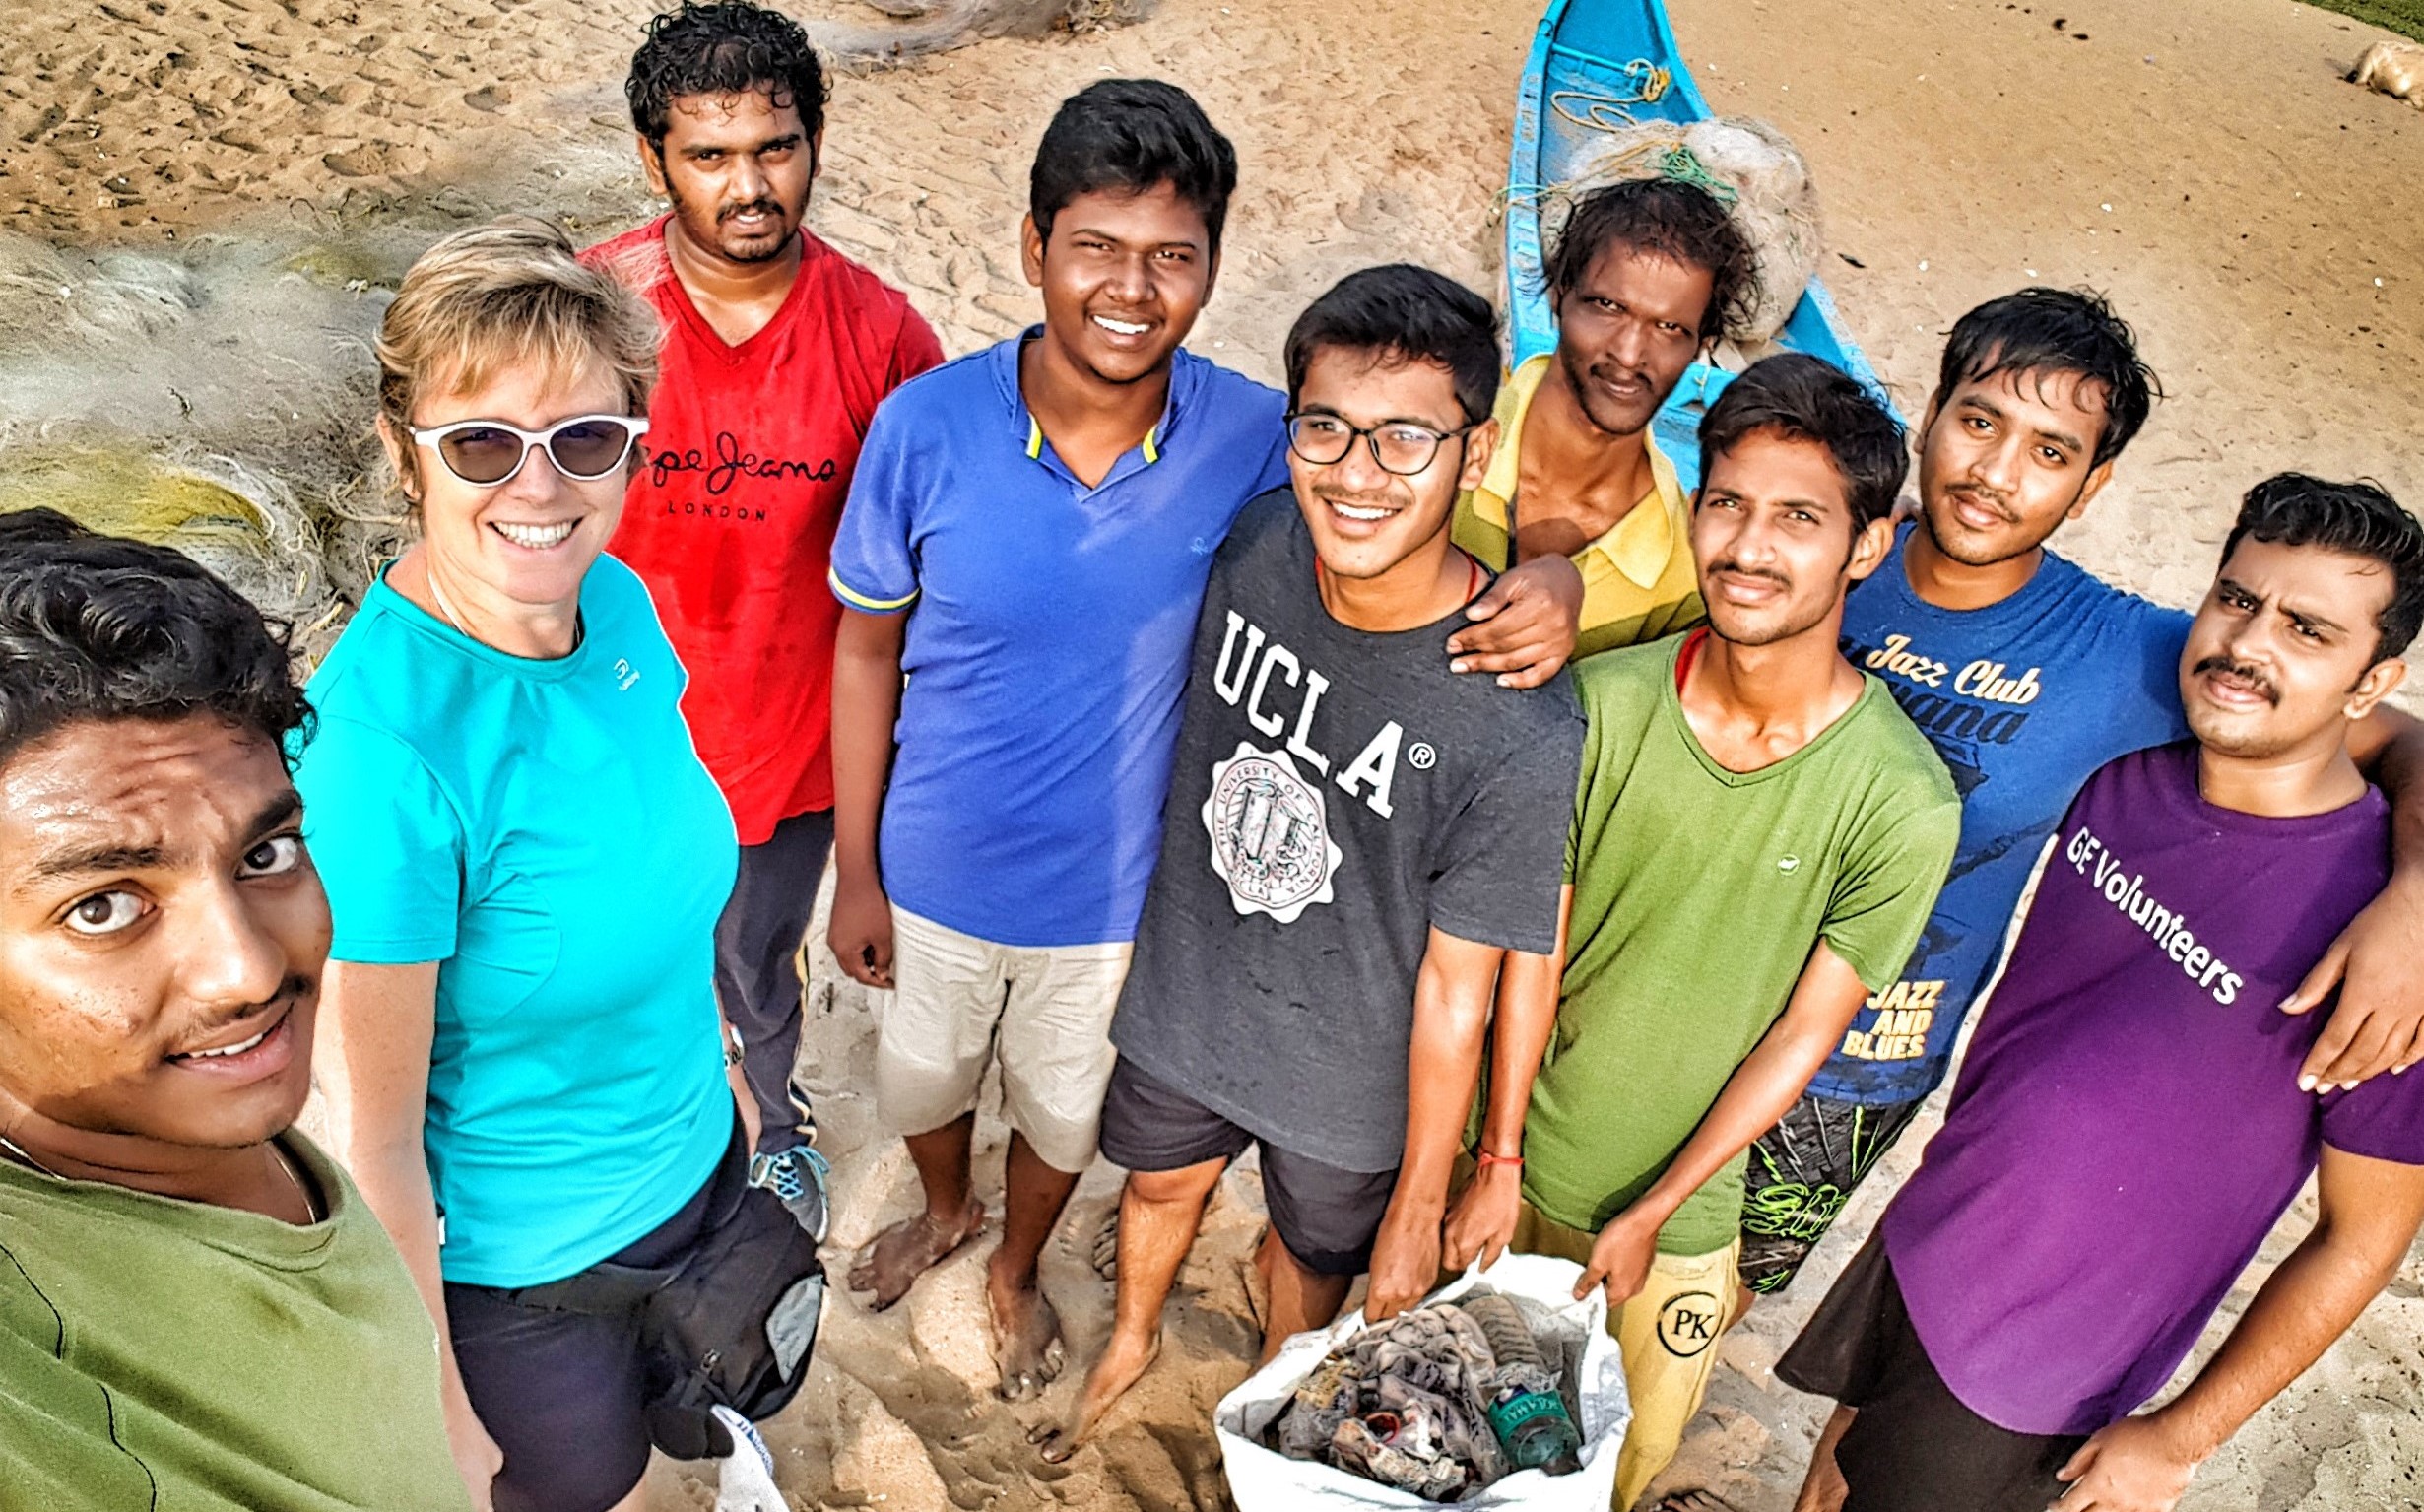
<box><xmin>1500</xmin><ymin>1196</ymin><xmax>1742</xmax><ymax>1511</ymax></box>
<box><xmin>873</xmin><ymin>906</ymin><xmax>1130</xmax><ymax>1174</ymax></box>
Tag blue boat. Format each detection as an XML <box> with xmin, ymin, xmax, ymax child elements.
<box><xmin>1504</xmin><ymin>0</ymin><xmax>1892</xmax><ymax>489</ymax></box>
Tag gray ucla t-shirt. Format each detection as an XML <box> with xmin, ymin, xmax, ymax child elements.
<box><xmin>1111</xmin><ymin>491</ymin><xmax>1586</xmax><ymax>1173</ymax></box>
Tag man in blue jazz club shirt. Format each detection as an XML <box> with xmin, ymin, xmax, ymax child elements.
<box><xmin>1735</xmin><ymin>288</ymin><xmax>2424</xmax><ymax>1302</ymax></box>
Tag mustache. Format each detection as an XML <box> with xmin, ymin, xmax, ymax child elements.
<box><xmin>1706</xmin><ymin>559</ymin><xmax>1791</xmax><ymax>591</ymax></box>
<box><xmin>2193</xmin><ymin>654</ymin><xmax>2279</xmax><ymax>705</ymax></box>
<box><xmin>717</xmin><ymin>198</ymin><xmax>784</xmax><ymax>225</ymax></box>
<box><xmin>169</xmin><ymin>977</ymin><xmax>312</xmax><ymax>1050</ymax></box>
<box><xmin>1943</xmin><ymin>482</ymin><xmax>2017</xmax><ymax>524</ymax></box>
<box><xmin>1587</xmin><ymin>358</ymin><xmax>1654</xmax><ymax>392</ymax></box>
<box><xmin>1314</xmin><ymin>486</ymin><xmax>1401</xmax><ymax>510</ymax></box>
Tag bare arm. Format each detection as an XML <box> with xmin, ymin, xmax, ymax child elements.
<box><xmin>2287</xmin><ymin>704</ymin><xmax>2424</xmax><ymax>1087</ymax></box>
<box><xmin>2053</xmin><ymin>1146</ymin><xmax>2424</xmax><ymax>1512</ymax></box>
<box><xmin>1445</xmin><ymin>553</ymin><xmax>1585</xmax><ymax>690</ymax></box>
<box><xmin>1445</xmin><ymin>886</ymin><xmax>1574</xmax><ymax>1270</ymax></box>
<box><xmin>316</xmin><ymin>958</ymin><xmax>500</xmax><ymax>1511</ymax></box>
<box><xmin>1364</xmin><ymin>927</ymin><xmax>1508</xmax><ymax>1323</ymax></box>
<box><xmin>1575</xmin><ymin>938</ymin><xmax>1870</xmax><ymax>1304</ymax></box>
<box><xmin>827</xmin><ymin>607</ymin><xmax>907</xmax><ymax>988</ymax></box>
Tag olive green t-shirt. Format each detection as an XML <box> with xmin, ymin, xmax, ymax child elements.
<box><xmin>1523</xmin><ymin>636</ymin><xmax>1960</xmax><ymax>1255</ymax></box>
<box><xmin>0</xmin><ymin>1134</ymin><xmax>474</xmax><ymax>1511</ymax></box>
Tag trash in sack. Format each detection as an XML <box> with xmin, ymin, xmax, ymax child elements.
<box><xmin>1216</xmin><ymin>1254</ymin><xmax>1630</xmax><ymax>1510</ymax></box>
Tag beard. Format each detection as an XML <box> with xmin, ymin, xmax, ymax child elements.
<box><xmin>1557</xmin><ymin>343</ymin><xmax>1661</xmax><ymax>437</ymax></box>
<box><xmin>667</xmin><ymin>183</ymin><xmax>797</xmax><ymax>265</ymax></box>
<box><xmin>1702</xmin><ymin>562</ymin><xmax>1835</xmax><ymax>647</ymax></box>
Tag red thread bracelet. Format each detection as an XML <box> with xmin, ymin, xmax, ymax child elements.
<box><xmin>1475</xmin><ymin>1150</ymin><xmax>1523</xmax><ymax>1170</ymax></box>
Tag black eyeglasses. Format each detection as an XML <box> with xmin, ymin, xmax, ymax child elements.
<box><xmin>1284</xmin><ymin>411</ymin><xmax>1475</xmax><ymax>477</ymax></box>
<box><xmin>410</xmin><ymin>414</ymin><xmax>650</xmax><ymax>486</ymax></box>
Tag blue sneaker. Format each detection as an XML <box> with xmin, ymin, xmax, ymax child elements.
<box><xmin>749</xmin><ymin>1145</ymin><xmax>831</xmax><ymax>1245</ymax></box>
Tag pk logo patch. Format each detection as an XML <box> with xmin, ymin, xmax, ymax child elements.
<box><xmin>1657</xmin><ymin>1290</ymin><xmax>1722</xmax><ymax>1358</ymax></box>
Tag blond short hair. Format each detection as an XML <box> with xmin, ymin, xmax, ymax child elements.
<box><xmin>375</xmin><ymin>217</ymin><xmax>660</xmax><ymax>470</ymax></box>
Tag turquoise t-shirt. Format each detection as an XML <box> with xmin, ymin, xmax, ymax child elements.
<box><xmin>295</xmin><ymin>555</ymin><xmax>737</xmax><ymax>1288</ymax></box>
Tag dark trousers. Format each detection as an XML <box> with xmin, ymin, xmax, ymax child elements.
<box><xmin>713</xmin><ymin>807</ymin><xmax>833</xmax><ymax>1156</ymax></box>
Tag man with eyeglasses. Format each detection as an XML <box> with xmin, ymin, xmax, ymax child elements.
<box><xmin>1034</xmin><ymin>265</ymin><xmax>1584</xmax><ymax>1461</ymax></box>
<box><xmin>1455</xmin><ymin>176</ymin><xmax>1758</xmax><ymax>658</ymax></box>
<box><xmin>582</xmin><ymin>0</ymin><xmax>945</xmax><ymax>1239</ymax></box>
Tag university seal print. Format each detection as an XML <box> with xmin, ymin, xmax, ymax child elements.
<box><xmin>1202</xmin><ymin>742</ymin><xmax>1343</xmax><ymax>924</ymax></box>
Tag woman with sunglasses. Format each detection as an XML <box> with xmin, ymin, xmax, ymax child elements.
<box><xmin>296</xmin><ymin>219</ymin><xmax>752</xmax><ymax>1512</ymax></box>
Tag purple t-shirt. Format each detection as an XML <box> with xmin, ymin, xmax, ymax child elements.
<box><xmin>1882</xmin><ymin>741</ymin><xmax>2424</xmax><ymax>1436</ymax></box>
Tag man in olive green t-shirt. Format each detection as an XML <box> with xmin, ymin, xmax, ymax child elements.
<box><xmin>1444</xmin><ymin>358</ymin><xmax>1958</xmax><ymax>1511</ymax></box>
<box><xmin>0</xmin><ymin>513</ymin><xmax>469</xmax><ymax>1512</ymax></box>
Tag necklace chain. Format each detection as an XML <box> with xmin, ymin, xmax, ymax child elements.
<box><xmin>1</xmin><ymin>1133</ymin><xmax>320</xmax><ymax>1223</ymax></box>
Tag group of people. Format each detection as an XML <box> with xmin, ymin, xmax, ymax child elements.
<box><xmin>4</xmin><ymin>5</ymin><xmax>2422</xmax><ymax>1512</ymax></box>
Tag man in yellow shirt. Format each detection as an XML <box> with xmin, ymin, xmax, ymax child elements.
<box><xmin>1456</xmin><ymin>178</ymin><xmax>1756</xmax><ymax>656</ymax></box>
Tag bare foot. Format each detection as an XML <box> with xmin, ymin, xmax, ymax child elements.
<box><xmin>1659</xmin><ymin>1494</ymin><xmax>1744</xmax><ymax>1511</ymax></box>
<box><xmin>846</xmin><ymin>1201</ymin><xmax>984</xmax><ymax>1311</ymax></box>
<box><xmin>1084</xmin><ymin>1203</ymin><xmax>1119</xmax><ymax>1280</ymax></box>
<box><xmin>1027</xmin><ymin>1328</ymin><xmax>1161</xmax><ymax>1463</ymax></box>
<box><xmin>988</xmin><ymin>1254</ymin><xmax>1067</xmax><ymax>1402</ymax></box>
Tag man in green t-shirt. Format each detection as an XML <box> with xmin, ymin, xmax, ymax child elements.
<box><xmin>0</xmin><ymin>511</ymin><xmax>470</xmax><ymax>1512</ymax></box>
<box><xmin>1443</xmin><ymin>357</ymin><xmax>1960</xmax><ymax>1511</ymax></box>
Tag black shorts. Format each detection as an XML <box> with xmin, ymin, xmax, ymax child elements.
<box><xmin>1097</xmin><ymin>1056</ymin><xmax>1398</xmax><ymax>1278</ymax></box>
<box><xmin>445</xmin><ymin>1122</ymin><xmax>741</xmax><ymax>1512</ymax></box>
<box><xmin>1739</xmin><ymin>1090</ymin><xmax>1928</xmax><ymax>1295</ymax></box>
<box><xmin>1777</xmin><ymin>1235</ymin><xmax>2087</xmax><ymax>1512</ymax></box>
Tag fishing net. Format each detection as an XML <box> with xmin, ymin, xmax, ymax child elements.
<box><xmin>1540</xmin><ymin>116</ymin><xmax>1824</xmax><ymax>345</ymax></box>
<box><xmin>0</xmin><ymin>446</ymin><xmax>380</xmax><ymax>661</ymax></box>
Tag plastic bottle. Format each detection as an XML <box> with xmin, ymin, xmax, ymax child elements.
<box><xmin>1455</xmin><ymin>1290</ymin><xmax>1583</xmax><ymax>1476</ymax></box>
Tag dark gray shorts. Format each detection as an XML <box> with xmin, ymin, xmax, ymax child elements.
<box><xmin>445</xmin><ymin>1126</ymin><xmax>739</xmax><ymax>1512</ymax></box>
<box><xmin>1097</xmin><ymin>1055</ymin><xmax>1398</xmax><ymax>1277</ymax></box>
<box><xmin>1777</xmin><ymin>1235</ymin><xmax>2087</xmax><ymax>1512</ymax></box>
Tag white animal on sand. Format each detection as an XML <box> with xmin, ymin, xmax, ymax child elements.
<box><xmin>2349</xmin><ymin>38</ymin><xmax>2424</xmax><ymax>108</ymax></box>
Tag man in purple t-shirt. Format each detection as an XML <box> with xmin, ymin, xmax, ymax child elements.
<box><xmin>1774</xmin><ymin>474</ymin><xmax>2424</xmax><ymax>1512</ymax></box>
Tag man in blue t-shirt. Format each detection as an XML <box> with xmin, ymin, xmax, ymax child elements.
<box><xmin>823</xmin><ymin>81</ymin><xmax>1581</xmax><ymax>1405</ymax></box>
<box><xmin>1736</xmin><ymin>289</ymin><xmax>2424</xmax><ymax>1301</ymax></box>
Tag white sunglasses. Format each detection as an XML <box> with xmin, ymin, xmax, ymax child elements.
<box><xmin>410</xmin><ymin>414</ymin><xmax>650</xmax><ymax>486</ymax></box>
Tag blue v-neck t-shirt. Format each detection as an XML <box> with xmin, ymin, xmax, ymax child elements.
<box><xmin>295</xmin><ymin>556</ymin><xmax>738</xmax><ymax>1287</ymax></box>
<box><xmin>829</xmin><ymin>334</ymin><xmax>1289</xmax><ymax>948</ymax></box>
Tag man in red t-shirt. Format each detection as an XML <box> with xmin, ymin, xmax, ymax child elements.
<box><xmin>586</xmin><ymin>0</ymin><xmax>943</xmax><ymax>1240</ymax></box>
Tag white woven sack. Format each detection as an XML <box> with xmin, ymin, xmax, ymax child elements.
<box><xmin>1553</xmin><ymin>115</ymin><xmax>1823</xmax><ymax>344</ymax></box>
<box><xmin>1215</xmin><ymin>1253</ymin><xmax>1628</xmax><ymax>1512</ymax></box>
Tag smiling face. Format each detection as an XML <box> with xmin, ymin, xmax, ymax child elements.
<box><xmin>1692</xmin><ymin>428</ymin><xmax>1892</xmax><ymax>647</ymax></box>
<box><xmin>1021</xmin><ymin>181</ymin><xmax>1215</xmax><ymax>388</ymax></box>
<box><xmin>1287</xmin><ymin>344</ymin><xmax>1494</xmax><ymax>586</ymax></box>
<box><xmin>2181</xmin><ymin>537</ymin><xmax>2405</xmax><ymax>761</ymax></box>
<box><xmin>1917</xmin><ymin>364</ymin><xmax>2116</xmax><ymax>567</ymax></box>
<box><xmin>643</xmin><ymin>87</ymin><xmax>816</xmax><ymax>266</ymax></box>
<box><xmin>0</xmin><ymin>716</ymin><xmax>329</xmax><ymax>1152</ymax></box>
<box><xmin>383</xmin><ymin>358</ymin><xmax>632</xmax><ymax>616</ymax></box>
<box><xmin>1549</xmin><ymin>241</ymin><xmax>1715</xmax><ymax>438</ymax></box>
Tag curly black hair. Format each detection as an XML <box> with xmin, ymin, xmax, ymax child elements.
<box><xmin>1933</xmin><ymin>288</ymin><xmax>2161</xmax><ymax>471</ymax></box>
<box><xmin>2223</xmin><ymin>475</ymin><xmax>2424</xmax><ymax>663</ymax></box>
<box><xmin>626</xmin><ymin>1</ymin><xmax>827</xmax><ymax>148</ymax></box>
<box><xmin>1546</xmin><ymin>177</ymin><xmax>1759</xmax><ymax>346</ymax></box>
<box><xmin>0</xmin><ymin>508</ymin><xmax>308</xmax><ymax>769</ymax></box>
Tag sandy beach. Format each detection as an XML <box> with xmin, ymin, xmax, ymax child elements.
<box><xmin>4</xmin><ymin>0</ymin><xmax>2421</xmax><ymax>1506</ymax></box>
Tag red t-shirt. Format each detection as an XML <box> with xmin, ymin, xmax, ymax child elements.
<box><xmin>584</xmin><ymin>218</ymin><xmax>944</xmax><ymax>843</ymax></box>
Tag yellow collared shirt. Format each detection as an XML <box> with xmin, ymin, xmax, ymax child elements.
<box><xmin>1452</xmin><ymin>353</ymin><xmax>1705</xmax><ymax>659</ymax></box>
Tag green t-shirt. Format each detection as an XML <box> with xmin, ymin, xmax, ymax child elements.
<box><xmin>0</xmin><ymin>1135</ymin><xmax>474</xmax><ymax>1512</ymax></box>
<box><xmin>1523</xmin><ymin>636</ymin><xmax>1960</xmax><ymax>1255</ymax></box>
